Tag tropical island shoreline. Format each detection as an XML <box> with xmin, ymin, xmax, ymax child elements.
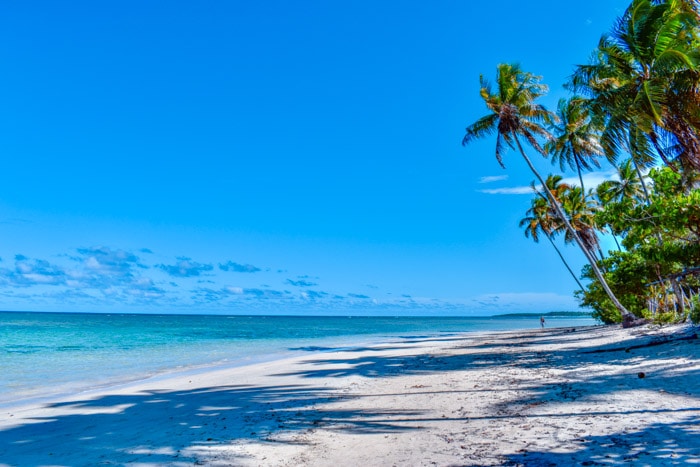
<box><xmin>1</xmin><ymin>323</ymin><xmax>698</xmax><ymax>466</ymax></box>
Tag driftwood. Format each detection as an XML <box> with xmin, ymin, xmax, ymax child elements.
<box><xmin>582</xmin><ymin>332</ymin><xmax>698</xmax><ymax>354</ymax></box>
<box><xmin>622</xmin><ymin>315</ymin><xmax>650</xmax><ymax>328</ymax></box>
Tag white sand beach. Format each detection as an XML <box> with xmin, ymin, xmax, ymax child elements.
<box><xmin>1</xmin><ymin>323</ymin><xmax>699</xmax><ymax>466</ymax></box>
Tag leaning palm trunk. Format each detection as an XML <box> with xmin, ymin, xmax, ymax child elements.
<box><xmin>514</xmin><ymin>137</ymin><xmax>635</xmax><ymax>321</ymax></box>
<box><xmin>530</xmin><ymin>189</ymin><xmax>586</xmax><ymax>291</ymax></box>
<box><xmin>544</xmin><ymin>232</ymin><xmax>585</xmax><ymax>291</ymax></box>
<box><xmin>611</xmin><ymin>232</ymin><xmax>622</xmax><ymax>251</ymax></box>
<box><xmin>631</xmin><ymin>157</ymin><xmax>653</xmax><ymax>203</ymax></box>
<box><xmin>574</xmin><ymin>156</ymin><xmax>587</xmax><ymax>194</ymax></box>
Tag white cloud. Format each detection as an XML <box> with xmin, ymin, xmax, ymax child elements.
<box><xmin>158</xmin><ymin>257</ymin><xmax>213</xmax><ymax>277</ymax></box>
<box><xmin>76</xmin><ymin>247</ymin><xmax>143</xmax><ymax>274</ymax></box>
<box><xmin>85</xmin><ymin>256</ymin><xmax>101</xmax><ymax>269</ymax></box>
<box><xmin>559</xmin><ymin>169</ymin><xmax>618</xmax><ymax>189</ymax></box>
<box><xmin>479</xmin><ymin>186</ymin><xmax>534</xmax><ymax>195</ymax></box>
<box><xmin>479</xmin><ymin>175</ymin><xmax>509</xmax><ymax>184</ymax></box>
<box><xmin>22</xmin><ymin>273</ymin><xmax>60</xmax><ymax>284</ymax></box>
<box><xmin>16</xmin><ymin>262</ymin><xmax>33</xmax><ymax>274</ymax></box>
<box><xmin>479</xmin><ymin>169</ymin><xmax>619</xmax><ymax>195</ymax></box>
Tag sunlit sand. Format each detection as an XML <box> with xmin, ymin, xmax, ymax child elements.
<box><xmin>1</xmin><ymin>324</ymin><xmax>698</xmax><ymax>466</ymax></box>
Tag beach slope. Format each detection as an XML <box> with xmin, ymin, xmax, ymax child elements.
<box><xmin>1</xmin><ymin>324</ymin><xmax>698</xmax><ymax>466</ymax></box>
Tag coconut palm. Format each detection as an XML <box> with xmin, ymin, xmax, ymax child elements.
<box><xmin>596</xmin><ymin>159</ymin><xmax>645</xmax><ymax>250</ymax></box>
<box><xmin>570</xmin><ymin>0</ymin><xmax>700</xmax><ymax>174</ymax></box>
<box><xmin>532</xmin><ymin>174</ymin><xmax>571</xmax><ymax>199</ymax></box>
<box><xmin>660</xmin><ymin>0</ymin><xmax>700</xmax><ymax>173</ymax></box>
<box><xmin>527</xmin><ymin>174</ymin><xmax>573</xmax><ymax>237</ymax></box>
<box><xmin>545</xmin><ymin>97</ymin><xmax>603</xmax><ymax>192</ymax></box>
<box><xmin>560</xmin><ymin>186</ymin><xmax>605</xmax><ymax>262</ymax></box>
<box><xmin>531</xmin><ymin>176</ymin><xmax>607</xmax><ymax>266</ymax></box>
<box><xmin>596</xmin><ymin>159</ymin><xmax>645</xmax><ymax>204</ymax></box>
<box><xmin>520</xmin><ymin>187</ymin><xmax>585</xmax><ymax>291</ymax></box>
<box><xmin>463</xmin><ymin>63</ymin><xmax>635</xmax><ymax>321</ymax></box>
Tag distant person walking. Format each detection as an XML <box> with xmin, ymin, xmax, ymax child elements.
<box><xmin>540</xmin><ymin>316</ymin><xmax>545</xmax><ymax>328</ymax></box>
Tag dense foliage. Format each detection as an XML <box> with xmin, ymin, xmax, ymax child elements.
<box><xmin>465</xmin><ymin>0</ymin><xmax>700</xmax><ymax>325</ymax></box>
<box><xmin>578</xmin><ymin>166</ymin><xmax>699</xmax><ymax>323</ymax></box>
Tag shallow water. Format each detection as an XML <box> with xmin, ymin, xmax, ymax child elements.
<box><xmin>0</xmin><ymin>311</ymin><xmax>595</xmax><ymax>406</ymax></box>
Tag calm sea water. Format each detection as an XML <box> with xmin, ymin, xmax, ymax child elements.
<box><xmin>0</xmin><ymin>311</ymin><xmax>595</xmax><ymax>406</ymax></box>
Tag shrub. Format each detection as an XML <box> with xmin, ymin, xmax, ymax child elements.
<box><xmin>690</xmin><ymin>295</ymin><xmax>700</xmax><ymax>325</ymax></box>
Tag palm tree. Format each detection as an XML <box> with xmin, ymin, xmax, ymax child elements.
<box><xmin>545</xmin><ymin>97</ymin><xmax>603</xmax><ymax>192</ymax></box>
<box><xmin>530</xmin><ymin>173</ymin><xmax>572</xmax><ymax>204</ymax></box>
<box><xmin>570</xmin><ymin>0</ymin><xmax>700</xmax><ymax>175</ymax></box>
<box><xmin>527</xmin><ymin>174</ymin><xmax>574</xmax><ymax>239</ymax></box>
<box><xmin>520</xmin><ymin>188</ymin><xmax>585</xmax><ymax>291</ymax></box>
<box><xmin>560</xmin><ymin>186</ymin><xmax>605</xmax><ymax>262</ymax></box>
<box><xmin>596</xmin><ymin>159</ymin><xmax>645</xmax><ymax>205</ymax></box>
<box><xmin>531</xmin><ymin>176</ymin><xmax>607</xmax><ymax>266</ymax></box>
<box><xmin>659</xmin><ymin>0</ymin><xmax>700</xmax><ymax>173</ymax></box>
<box><xmin>463</xmin><ymin>63</ymin><xmax>635</xmax><ymax>321</ymax></box>
<box><xmin>596</xmin><ymin>158</ymin><xmax>645</xmax><ymax>250</ymax></box>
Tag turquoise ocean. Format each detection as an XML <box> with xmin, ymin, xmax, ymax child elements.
<box><xmin>0</xmin><ymin>311</ymin><xmax>596</xmax><ymax>407</ymax></box>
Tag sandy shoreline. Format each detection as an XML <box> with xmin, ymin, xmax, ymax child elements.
<box><xmin>1</xmin><ymin>323</ymin><xmax>698</xmax><ymax>466</ymax></box>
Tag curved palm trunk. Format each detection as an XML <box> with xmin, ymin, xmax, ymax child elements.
<box><xmin>597</xmin><ymin>245</ymin><xmax>606</xmax><ymax>262</ymax></box>
<box><xmin>612</xmin><ymin>233</ymin><xmax>622</xmax><ymax>252</ymax></box>
<box><xmin>631</xmin><ymin>158</ymin><xmax>652</xmax><ymax>203</ymax></box>
<box><xmin>514</xmin><ymin>136</ymin><xmax>634</xmax><ymax>320</ymax></box>
<box><xmin>574</xmin><ymin>154</ymin><xmax>587</xmax><ymax>193</ymax></box>
<box><xmin>610</xmin><ymin>231</ymin><xmax>622</xmax><ymax>251</ymax></box>
<box><xmin>544</xmin><ymin>232</ymin><xmax>585</xmax><ymax>290</ymax></box>
<box><xmin>568</xmin><ymin>157</ymin><xmax>608</xmax><ymax>262</ymax></box>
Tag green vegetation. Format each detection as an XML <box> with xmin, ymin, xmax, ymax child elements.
<box><xmin>464</xmin><ymin>0</ymin><xmax>699</xmax><ymax>326</ymax></box>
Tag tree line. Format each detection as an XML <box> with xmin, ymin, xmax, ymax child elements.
<box><xmin>463</xmin><ymin>0</ymin><xmax>699</xmax><ymax>326</ymax></box>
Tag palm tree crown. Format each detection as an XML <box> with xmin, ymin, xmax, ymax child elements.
<box><xmin>570</xmin><ymin>0</ymin><xmax>700</xmax><ymax>171</ymax></box>
<box><xmin>463</xmin><ymin>63</ymin><xmax>555</xmax><ymax>168</ymax></box>
<box><xmin>596</xmin><ymin>159</ymin><xmax>646</xmax><ymax>204</ymax></box>
<box><xmin>545</xmin><ymin>97</ymin><xmax>603</xmax><ymax>191</ymax></box>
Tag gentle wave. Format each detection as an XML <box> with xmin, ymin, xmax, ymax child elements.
<box><xmin>0</xmin><ymin>311</ymin><xmax>595</xmax><ymax>406</ymax></box>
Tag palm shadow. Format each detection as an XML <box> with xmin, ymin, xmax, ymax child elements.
<box><xmin>2</xmin><ymin>325</ymin><xmax>697</xmax><ymax>465</ymax></box>
<box><xmin>503</xmin><ymin>416</ymin><xmax>700</xmax><ymax>466</ymax></box>
<box><xmin>0</xmin><ymin>383</ymin><xmax>423</xmax><ymax>466</ymax></box>
<box><xmin>275</xmin><ymin>326</ymin><xmax>700</xmax><ymax>387</ymax></box>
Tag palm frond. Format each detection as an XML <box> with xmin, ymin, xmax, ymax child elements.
<box><xmin>462</xmin><ymin>114</ymin><xmax>498</xmax><ymax>146</ymax></box>
<box><xmin>637</xmin><ymin>80</ymin><xmax>666</xmax><ymax>126</ymax></box>
<box><xmin>494</xmin><ymin>133</ymin><xmax>507</xmax><ymax>168</ymax></box>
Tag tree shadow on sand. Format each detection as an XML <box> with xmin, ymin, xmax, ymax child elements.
<box><xmin>275</xmin><ymin>326</ymin><xmax>700</xmax><ymax>390</ymax></box>
<box><xmin>503</xmin><ymin>416</ymin><xmax>700</xmax><ymax>466</ymax></box>
<box><xmin>273</xmin><ymin>338</ymin><xmax>700</xmax><ymax>413</ymax></box>
<box><xmin>2</xmin><ymin>326</ymin><xmax>697</xmax><ymax>465</ymax></box>
<box><xmin>271</xmin><ymin>326</ymin><xmax>700</xmax><ymax>465</ymax></box>
<box><xmin>0</xmin><ymin>383</ymin><xmax>423</xmax><ymax>466</ymax></box>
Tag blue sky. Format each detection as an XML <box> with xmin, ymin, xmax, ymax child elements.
<box><xmin>0</xmin><ymin>0</ymin><xmax>630</xmax><ymax>315</ymax></box>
